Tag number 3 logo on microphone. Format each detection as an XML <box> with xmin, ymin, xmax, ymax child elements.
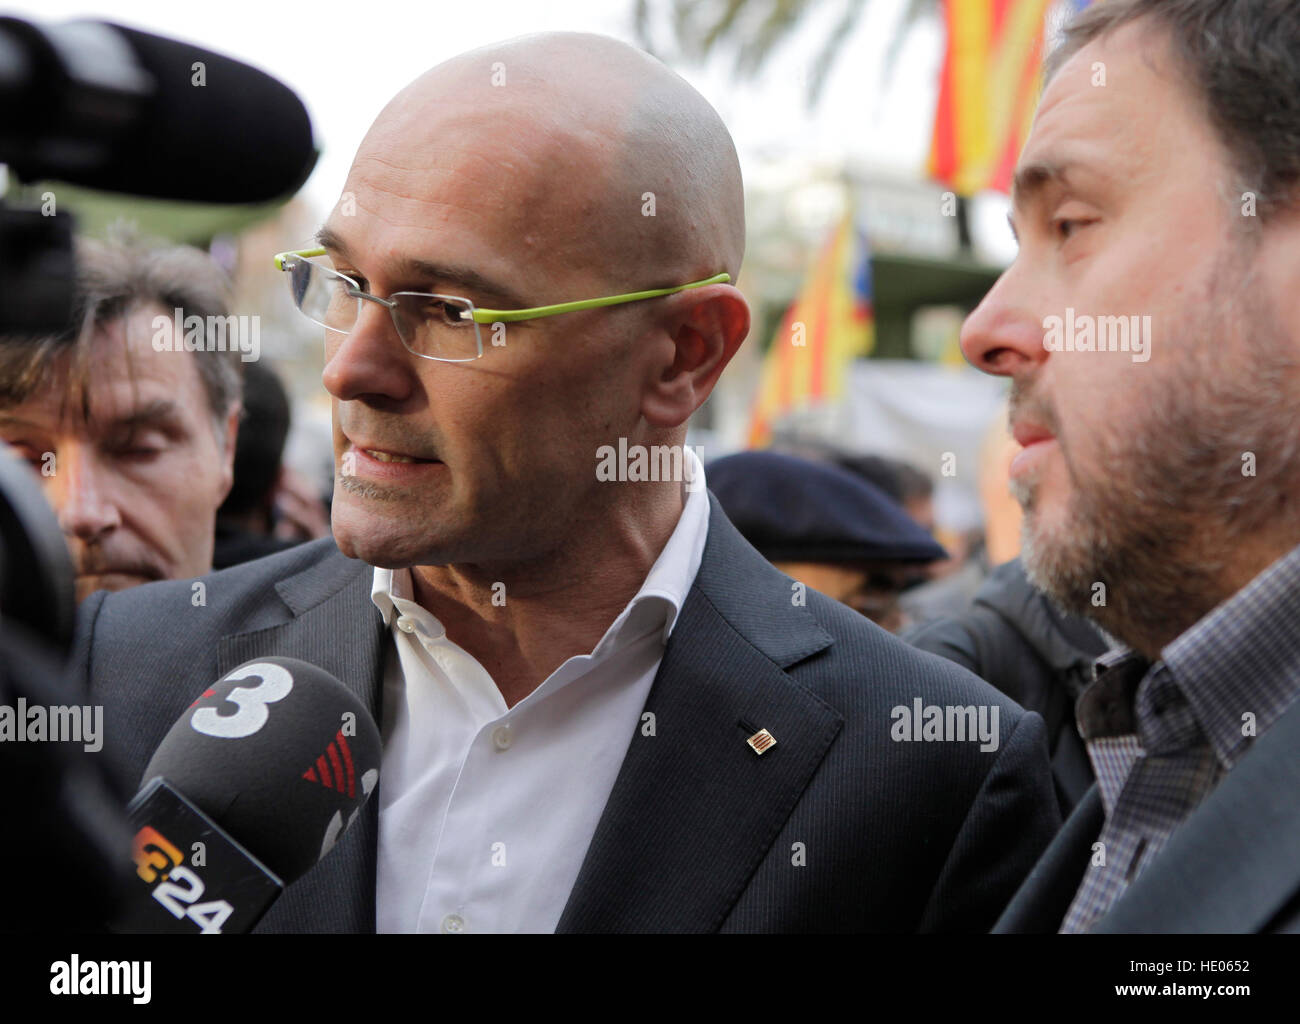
<box><xmin>191</xmin><ymin>662</ymin><xmax>294</xmax><ymax>739</ymax></box>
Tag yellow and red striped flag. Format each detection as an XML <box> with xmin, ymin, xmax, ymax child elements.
<box><xmin>747</xmin><ymin>211</ymin><xmax>874</xmax><ymax>448</ymax></box>
<box><xmin>929</xmin><ymin>0</ymin><xmax>1095</xmax><ymax>195</ymax></box>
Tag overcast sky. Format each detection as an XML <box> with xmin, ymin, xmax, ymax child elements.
<box><xmin>12</xmin><ymin>0</ymin><xmax>948</xmax><ymax>213</ymax></box>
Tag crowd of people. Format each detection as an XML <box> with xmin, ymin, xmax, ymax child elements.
<box><xmin>2</xmin><ymin>0</ymin><xmax>1298</xmax><ymax>934</ymax></box>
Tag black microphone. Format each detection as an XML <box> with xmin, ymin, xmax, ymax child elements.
<box><xmin>115</xmin><ymin>657</ymin><xmax>381</xmax><ymax>934</ymax></box>
<box><xmin>0</xmin><ymin>17</ymin><xmax>317</xmax><ymax>203</ymax></box>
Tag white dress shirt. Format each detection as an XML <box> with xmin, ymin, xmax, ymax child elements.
<box><xmin>373</xmin><ymin>454</ymin><xmax>709</xmax><ymax>933</ymax></box>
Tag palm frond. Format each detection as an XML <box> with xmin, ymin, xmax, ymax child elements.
<box><xmin>636</xmin><ymin>0</ymin><xmax>942</xmax><ymax>108</ymax></box>
<box><xmin>806</xmin><ymin>0</ymin><xmax>867</xmax><ymax>106</ymax></box>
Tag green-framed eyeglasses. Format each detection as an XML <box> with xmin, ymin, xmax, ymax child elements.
<box><xmin>273</xmin><ymin>247</ymin><xmax>730</xmax><ymax>363</ymax></box>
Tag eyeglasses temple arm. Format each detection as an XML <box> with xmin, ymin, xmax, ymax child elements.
<box><xmin>273</xmin><ymin>246</ymin><xmax>327</xmax><ymax>270</ymax></box>
<box><xmin>468</xmin><ymin>272</ymin><xmax>731</xmax><ymax>324</ymax></box>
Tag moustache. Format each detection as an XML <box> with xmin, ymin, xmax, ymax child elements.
<box><xmin>1007</xmin><ymin>381</ymin><xmax>1063</xmax><ymax>442</ymax></box>
<box><xmin>72</xmin><ymin>548</ymin><xmax>167</xmax><ymax>583</ymax></box>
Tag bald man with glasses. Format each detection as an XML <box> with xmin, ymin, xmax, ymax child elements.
<box><xmin>73</xmin><ymin>32</ymin><xmax>1059</xmax><ymax>933</ymax></box>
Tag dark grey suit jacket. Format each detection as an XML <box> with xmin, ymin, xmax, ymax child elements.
<box><xmin>995</xmin><ymin>701</ymin><xmax>1300</xmax><ymax>933</ymax></box>
<box><xmin>75</xmin><ymin>496</ymin><xmax>1060</xmax><ymax>932</ymax></box>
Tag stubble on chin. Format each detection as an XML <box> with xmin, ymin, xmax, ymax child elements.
<box><xmin>1014</xmin><ymin>459</ymin><xmax>1103</xmax><ymax>622</ymax></box>
<box><xmin>1013</xmin><ymin>267</ymin><xmax>1300</xmax><ymax>655</ymax></box>
<box><xmin>337</xmin><ymin>474</ymin><xmax>403</xmax><ymax>502</ymax></box>
<box><xmin>1017</xmin><ymin>456</ymin><xmax>1225</xmax><ymax>657</ymax></box>
<box><xmin>331</xmin><ymin>476</ymin><xmax>417</xmax><ymax>565</ymax></box>
<box><xmin>333</xmin><ymin>474</ymin><xmax>478</xmax><ymax>569</ymax></box>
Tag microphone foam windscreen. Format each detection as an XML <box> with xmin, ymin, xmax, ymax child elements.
<box><xmin>142</xmin><ymin>657</ymin><xmax>380</xmax><ymax>883</ymax></box>
<box><xmin>95</xmin><ymin>23</ymin><xmax>317</xmax><ymax>202</ymax></box>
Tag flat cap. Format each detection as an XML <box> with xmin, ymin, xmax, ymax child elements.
<box><xmin>708</xmin><ymin>450</ymin><xmax>947</xmax><ymax>565</ymax></box>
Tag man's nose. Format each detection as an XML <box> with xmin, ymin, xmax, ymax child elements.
<box><xmin>57</xmin><ymin>450</ymin><xmax>122</xmax><ymax>545</ymax></box>
<box><xmin>959</xmin><ymin>268</ymin><xmax>1049</xmax><ymax>377</ymax></box>
<box><xmin>321</xmin><ymin>300</ymin><xmax>415</xmax><ymax>403</ymax></box>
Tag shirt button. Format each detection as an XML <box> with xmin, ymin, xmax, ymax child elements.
<box><xmin>397</xmin><ymin>617</ymin><xmax>416</xmax><ymax>633</ymax></box>
<box><xmin>441</xmin><ymin>913</ymin><xmax>465</xmax><ymax>933</ymax></box>
<box><xmin>492</xmin><ymin>725</ymin><xmax>513</xmax><ymax>751</ymax></box>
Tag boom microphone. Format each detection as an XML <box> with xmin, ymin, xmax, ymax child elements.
<box><xmin>116</xmin><ymin>657</ymin><xmax>380</xmax><ymax>934</ymax></box>
<box><xmin>0</xmin><ymin>17</ymin><xmax>318</xmax><ymax>203</ymax></box>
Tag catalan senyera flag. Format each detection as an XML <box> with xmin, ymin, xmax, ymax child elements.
<box><xmin>928</xmin><ymin>0</ymin><xmax>1095</xmax><ymax>195</ymax></box>
<box><xmin>747</xmin><ymin>212</ymin><xmax>874</xmax><ymax>448</ymax></box>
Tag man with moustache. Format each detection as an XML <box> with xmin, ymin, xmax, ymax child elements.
<box><xmin>961</xmin><ymin>0</ymin><xmax>1300</xmax><ymax>933</ymax></box>
<box><xmin>0</xmin><ymin>233</ymin><xmax>241</xmax><ymax>602</ymax></box>
<box><xmin>71</xmin><ymin>32</ymin><xmax>1059</xmax><ymax>933</ymax></box>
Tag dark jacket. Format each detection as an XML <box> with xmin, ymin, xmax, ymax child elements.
<box><xmin>906</xmin><ymin>558</ymin><xmax>1110</xmax><ymax>816</ymax></box>
<box><xmin>995</xmin><ymin>697</ymin><xmax>1300</xmax><ymax>933</ymax></box>
<box><xmin>72</xmin><ymin>496</ymin><xmax>1061</xmax><ymax>932</ymax></box>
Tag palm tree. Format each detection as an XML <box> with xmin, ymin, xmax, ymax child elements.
<box><xmin>632</xmin><ymin>0</ymin><xmax>936</xmax><ymax>107</ymax></box>
<box><xmin>633</xmin><ymin>0</ymin><xmax>999</xmax><ymax>252</ymax></box>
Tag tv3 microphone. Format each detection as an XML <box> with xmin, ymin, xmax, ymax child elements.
<box><xmin>115</xmin><ymin>657</ymin><xmax>380</xmax><ymax>934</ymax></box>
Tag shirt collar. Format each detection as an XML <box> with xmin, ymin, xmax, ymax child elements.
<box><xmin>1076</xmin><ymin>647</ymin><xmax>1148</xmax><ymax>740</ymax></box>
<box><xmin>371</xmin><ymin>562</ymin><xmax>449</xmax><ymax>641</ymax></box>
<box><xmin>370</xmin><ymin>563</ymin><xmax>409</xmax><ymax>628</ymax></box>
<box><xmin>1076</xmin><ymin>540</ymin><xmax>1300</xmax><ymax>766</ymax></box>
<box><xmin>617</xmin><ymin>446</ymin><xmax>709</xmax><ymax>645</ymax></box>
<box><xmin>1159</xmin><ymin>539</ymin><xmax>1300</xmax><ymax>767</ymax></box>
<box><xmin>370</xmin><ymin>447</ymin><xmax>710</xmax><ymax>652</ymax></box>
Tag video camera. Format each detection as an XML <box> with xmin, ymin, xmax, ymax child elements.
<box><xmin>0</xmin><ymin>14</ymin><xmax>318</xmax><ymax>929</ymax></box>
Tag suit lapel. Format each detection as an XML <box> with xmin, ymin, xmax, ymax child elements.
<box><xmin>216</xmin><ymin>548</ymin><xmax>385</xmax><ymax>704</ymax></box>
<box><xmin>1095</xmin><ymin>699</ymin><xmax>1300</xmax><ymax>933</ymax></box>
<box><xmin>217</xmin><ymin>548</ymin><xmax>387</xmax><ymax>934</ymax></box>
<box><xmin>557</xmin><ymin>499</ymin><xmax>842</xmax><ymax>932</ymax></box>
<box><xmin>994</xmin><ymin>787</ymin><xmax>1103</xmax><ymax>933</ymax></box>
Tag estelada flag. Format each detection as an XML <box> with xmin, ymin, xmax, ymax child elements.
<box><xmin>747</xmin><ymin>211</ymin><xmax>874</xmax><ymax>448</ymax></box>
<box><xmin>928</xmin><ymin>0</ymin><xmax>1095</xmax><ymax>195</ymax></box>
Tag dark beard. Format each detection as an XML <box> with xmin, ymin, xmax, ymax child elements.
<box><xmin>1014</xmin><ymin>254</ymin><xmax>1300</xmax><ymax>657</ymax></box>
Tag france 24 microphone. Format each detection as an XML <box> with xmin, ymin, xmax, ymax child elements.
<box><xmin>115</xmin><ymin>657</ymin><xmax>381</xmax><ymax>934</ymax></box>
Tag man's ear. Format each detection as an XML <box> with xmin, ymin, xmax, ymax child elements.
<box><xmin>641</xmin><ymin>285</ymin><xmax>750</xmax><ymax>429</ymax></box>
<box><xmin>216</xmin><ymin>401</ymin><xmax>241</xmax><ymax>504</ymax></box>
